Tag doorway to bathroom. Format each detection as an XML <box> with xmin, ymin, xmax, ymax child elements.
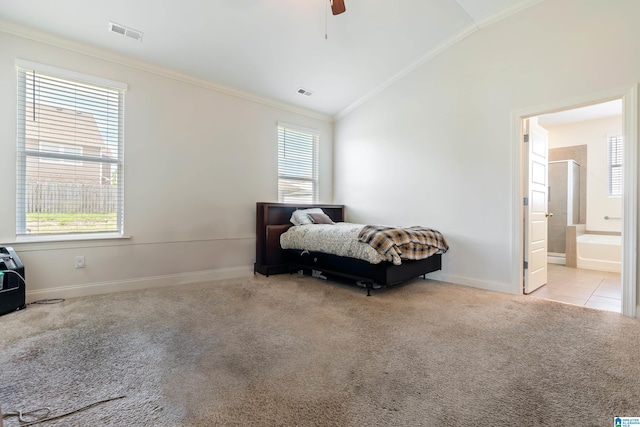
<box><xmin>528</xmin><ymin>100</ymin><xmax>623</xmax><ymax>312</ymax></box>
<box><xmin>515</xmin><ymin>85</ymin><xmax>638</xmax><ymax>318</ymax></box>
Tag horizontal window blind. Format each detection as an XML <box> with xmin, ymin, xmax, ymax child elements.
<box><xmin>609</xmin><ymin>135</ymin><xmax>623</xmax><ymax>197</ymax></box>
<box><xmin>277</xmin><ymin>124</ymin><xmax>319</xmax><ymax>203</ymax></box>
<box><xmin>16</xmin><ymin>63</ymin><xmax>125</xmax><ymax>236</ymax></box>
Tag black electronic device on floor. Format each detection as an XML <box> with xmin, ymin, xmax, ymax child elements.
<box><xmin>0</xmin><ymin>246</ymin><xmax>26</xmax><ymax>316</ymax></box>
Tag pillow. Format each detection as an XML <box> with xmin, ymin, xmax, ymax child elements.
<box><xmin>308</xmin><ymin>213</ymin><xmax>335</xmax><ymax>224</ymax></box>
<box><xmin>290</xmin><ymin>208</ymin><xmax>324</xmax><ymax>226</ymax></box>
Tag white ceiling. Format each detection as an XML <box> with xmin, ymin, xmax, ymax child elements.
<box><xmin>0</xmin><ymin>0</ymin><xmax>537</xmax><ymax>117</ymax></box>
<box><xmin>538</xmin><ymin>99</ymin><xmax>623</xmax><ymax>127</ymax></box>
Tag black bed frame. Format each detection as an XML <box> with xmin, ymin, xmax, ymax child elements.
<box><xmin>254</xmin><ymin>202</ymin><xmax>442</xmax><ymax>295</ymax></box>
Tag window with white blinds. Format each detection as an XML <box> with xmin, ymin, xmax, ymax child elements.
<box><xmin>277</xmin><ymin>124</ymin><xmax>319</xmax><ymax>203</ymax></box>
<box><xmin>16</xmin><ymin>61</ymin><xmax>126</xmax><ymax>236</ymax></box>
<box><xmin>608</xmin><ymin>135</ymin><xmax>623</xmax><ymax>197</ymax></box>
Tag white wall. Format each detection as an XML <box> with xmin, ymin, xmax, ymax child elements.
<box><xmin>546</xmin><ymin>116</ymin><xmax>623</xmax><ymax>233</ymax></box>
<box><xmin>334</xmin><ymin>0</ymin><xmax>640</xmax><ymax>294</ymax></box>
<box><xmin>0</xmin><ymin>31</ymin><xmax>333</xmax><ymax>300</ymax></box>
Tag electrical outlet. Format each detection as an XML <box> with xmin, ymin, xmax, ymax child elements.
<box><xmin>75</xmin><ymin>256</ymin><xmax>85</xmax><ymax>269</ymax></box>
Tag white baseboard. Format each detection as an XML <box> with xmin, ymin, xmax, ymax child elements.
<box><xmin>547</xmin><ymin>255</ymin><xmax>566</xmax><ymax>265</ymax></box>
<box><xmin>26</xmin><ymin>265</ymin><xmax>254</xmax><ymax>303</ymax></box>
<box><xmin>426</xmin><ymin>271</ymin><xmax>512</xmax><ymax>294</ymax></box>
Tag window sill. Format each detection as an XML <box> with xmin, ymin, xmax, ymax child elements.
<box><xmin>12</xmin><ymin>233</ymin><xmax>132</xmax><ymax>244</ymax></box>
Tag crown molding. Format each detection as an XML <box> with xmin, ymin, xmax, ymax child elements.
<box><xmin>335</xmin><ymin>0</ymin><xmax>544</xmax><ymax>120</ymax></box>
<box><xmin>0</xmin><ymin>19</ymin><xmax>333</xmax><ymax>123</ymax></box>
<box><xmin>335</xmin><ymin>24</ymin><xmax>478</xmax><ymax>120</ymax></box>
<box><xmin>474</xmin><ymin>0</ymin><xmax>544</xmax><ymax>29</ymax></box>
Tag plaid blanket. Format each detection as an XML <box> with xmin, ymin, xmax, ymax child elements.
<box><xmin>358</xmin><ymin>225</ymin><xmax>449</xmax><ymax>262</ymax></box>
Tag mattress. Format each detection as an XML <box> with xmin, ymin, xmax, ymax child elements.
<box><xmin>280</xmin><ymin>223</ymin><xmax>400</xmax><ymax>265</ymax></box>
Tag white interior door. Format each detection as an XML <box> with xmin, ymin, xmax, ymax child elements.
<box><xmin>524</xmin><ymin>117</ymin><xmax>549</xmax><ymax>294</ymax></box>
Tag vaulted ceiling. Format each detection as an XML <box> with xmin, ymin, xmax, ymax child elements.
<box><xmin>0</xmin><ymin>0</ymin><xmax>539</xmax><ymax>117</ymax></box>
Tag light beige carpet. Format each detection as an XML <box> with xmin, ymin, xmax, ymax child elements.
<box><xmin>1</xmin><ymin>274</ymin><xmax>639</xmax><ymax>426</ymax></box>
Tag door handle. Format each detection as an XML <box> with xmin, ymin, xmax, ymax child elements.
<box><xmin>546</xmin><ymin>213</ymin><xmax>554</xmax><ymax>218</ymax></box>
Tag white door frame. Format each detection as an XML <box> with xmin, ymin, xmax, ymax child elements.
<box><xmin>511</xmin><ymin>84</ymin><xmax>638</xmax><ymax>318</ymax></box>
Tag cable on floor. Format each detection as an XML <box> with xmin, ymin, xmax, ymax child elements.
<box><xmin>29</xmin><ymin>299</ymin><xmax>65</xmax><ymax>305</ymax></box>
<box><xmin>2</xmin><ymin>395</ymin><xmax>126</xmax><ymax>426</ymax></box>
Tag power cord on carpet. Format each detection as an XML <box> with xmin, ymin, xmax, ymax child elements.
<box><xmin>1</xmin><ymin>395</ymin><xmax>126</xmax><ymax>426</ymax></box>
<box><xmin>1</xmin><ymin>269</ymin><xmax>65</xmax><ymax>306</ymax></box>
<box><xmin>29</xmin><ymin>299</ymin><xmax>65</xmax><ymax>305</ymax></box>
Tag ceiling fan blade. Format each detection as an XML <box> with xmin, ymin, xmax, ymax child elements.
<box><xmin>331</xmin><ymin>0</ymin><xmax>346</xmax><ymax>15</ymax></box>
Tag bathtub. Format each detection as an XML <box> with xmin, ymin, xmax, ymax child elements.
<box><xmin>576</xmin><ymin>234</ymin><xmax>621</xmax><ymax>273</ymax></box>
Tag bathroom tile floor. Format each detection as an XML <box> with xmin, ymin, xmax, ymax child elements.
<box><xmin>529</xmin><ymin>264</ymin><xmax>621</xmax><ymax>313</ymax></box>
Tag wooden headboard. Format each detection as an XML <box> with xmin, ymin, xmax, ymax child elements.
<box><xmin>254</xmin><ymin>202</ymin><xmax>344</xmax><ymax>276</ymax></box>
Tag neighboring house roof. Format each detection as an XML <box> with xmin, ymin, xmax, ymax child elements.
<box><xmin>25</xmin><ymin>104</ymin><xmax>106</xmax><ymax>150</ymax></box>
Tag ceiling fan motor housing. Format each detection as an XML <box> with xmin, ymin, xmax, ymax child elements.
<box><xmin>331</xmin><ymin>0</ymin><xmax>346</xmax><ymax>15</ymax></box>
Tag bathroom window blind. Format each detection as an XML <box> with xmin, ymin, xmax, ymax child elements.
<box><xmin>608</xmin><ymin>135</ymin><xmax>623</xmax><ymax>197</ymax></box>
<box><xmin>277</xmin><ymin>124</ymin><xmax>319</xmax><ymax>204</ymax></box>
<box><xmin>16</xmin><ymin>60</ymin><xmax>127</xmax><ymax>236</ymax></box>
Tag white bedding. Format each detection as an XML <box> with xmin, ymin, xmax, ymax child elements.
<box><xmin>279</xmin><ymin>222</ymin><xmax>402</xmax><ymax>265</ymax></box>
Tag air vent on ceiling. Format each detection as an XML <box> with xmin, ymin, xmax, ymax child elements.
<box><xmin>297</xmin><ymin>88</ymin><xmax>313</xmax><ymax>97</ymax></box>
<box><xmin>108</xmin><ymin>21</ymin><xmax>143</xmax><ymax>42</ymax></box>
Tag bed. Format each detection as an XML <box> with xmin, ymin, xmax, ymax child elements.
<box><xmin>254</xmin><ymin>202</ymin><xmax>447</xmax><ymax>295</ymax></box>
